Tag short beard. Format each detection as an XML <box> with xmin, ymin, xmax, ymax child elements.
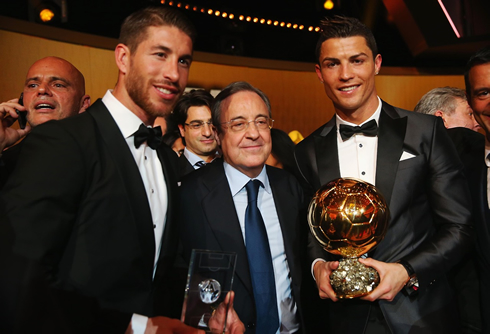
<box><xmin>125</xmin><ymin>67</ymin><xmax>176</xmax><ymax>118</ymax></box>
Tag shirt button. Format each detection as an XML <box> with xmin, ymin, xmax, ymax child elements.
<box><xmin>145</xmin><ymin>156</ymin><xmax>147</xmax><ymax>160</ymax></box>
<box><xmin>153</xmin><ymin>224</ymin><xmax>156</xmax><ymax>228</ymax></box>
<box><xmin>151</xmin><ymin>189</ymin><xmax>154</xmax><ymax>193</ymax></box>
<box><xmin>359</xmin><ymin>144</ymin><xmax>363</xmax><ymax>148</ymax></box>
<box><xmin>361</xmin><ymin>171</ymin><xmax>366</xmax><ymax>175</ymax></box>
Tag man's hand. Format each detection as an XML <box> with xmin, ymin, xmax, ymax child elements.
<box><xmin>0</xmin><ymin>99</ymin><xmax>31</xmax><ymax>152</ymax></box>
<box><xmin>359</xmin><ymin>258</ymin><xmax>409</xmax><ymax>302</ymax></box>
<box><xmin>209</xmin><ymin>291</ymin><xmax>245</xmax><ymax>334</ymax></box>
<box><xmin>313</xmin><ymin>260</ymin><xmax>339</xmax><ymax>302</ymax></box>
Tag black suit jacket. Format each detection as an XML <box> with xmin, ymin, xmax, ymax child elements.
<box><xmin>178</xmin><ymin>153</ymin><xmax>195</xmax><ymax>178</ymax></box>
<box><xmin>448</xmin><ymin>127</ymin><xmax>490</xmax><ymax>333</ymax></box>
<box><xmin>0</xmin><ymin>100</ymin><xmax>181</xmax><ymax>333</ymax></box>
<box><xmin>294</xmin><ymin>102</ymin><xmax>473</xmax><ymax>334</ymax></box>
<box><xmin>178</xmin><ymin>159</ymin><xmax>307</xmax><ymax>333</ymax></box>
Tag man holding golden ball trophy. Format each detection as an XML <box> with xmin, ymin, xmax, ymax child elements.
<box><xmin>295</xmin><ymin>16</ymin><xmax>473</xmax><ymax>334</ymax></box>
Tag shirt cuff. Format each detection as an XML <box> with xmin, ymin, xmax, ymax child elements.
<box><xmin>311</xmin><ymin>258</ymin><xmax>326</xmax><ymax>281</ymax></box>
<box><xmin>131</xmin><ymin>314</ymin><xmax>149</xmax><ymax>334</ymax></box>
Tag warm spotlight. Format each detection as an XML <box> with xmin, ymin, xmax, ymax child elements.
<box><xmin>39</xmin><ymin>8</ymin><xmax>55</xmax><ymax>22</ymax></box>
<box><xmin>229</xmin><ymin>13</ymin><xmax>234</xmax><ymax>19</ymax></box>
<box><xmin>324</xmin><ymin>0</ymin><xmax>334</xmax><ymax>10</ymax></box>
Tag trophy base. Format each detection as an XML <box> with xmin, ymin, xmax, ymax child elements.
<box><xmin>330</xmin><ymin>258</ymin><xmax>379</xmax><ymax>299</ymax></box>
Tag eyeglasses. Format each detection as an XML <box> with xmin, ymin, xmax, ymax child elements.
<box><xmin>221</xmin><ymin>116</ymin><xmax>274</xmax><ymax>132</ymax></box>
<box><xmin>184</xmin><ymin>121</ymin><xmax>214</xmax><ymax>130</ymax></box>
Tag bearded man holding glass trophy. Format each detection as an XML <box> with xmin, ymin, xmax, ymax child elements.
<box><xmin>294</xmin><ymin>16</ymin><xmax>473</xmax><ymax>334</ymax></box>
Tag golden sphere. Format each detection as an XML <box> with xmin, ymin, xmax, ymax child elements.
<box><xmin>308</xmin><ymin>178</ymin><xmax>389</xmax><ymax>258</ymax></box>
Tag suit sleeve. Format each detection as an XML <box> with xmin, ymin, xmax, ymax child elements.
<box><xmin>0</xmin><ymin>121</ymin><xmax>85</xmax><ymax>282</ymax></box>
<box><xmin>402</xmin><ymin>118</ymin><xmax>473</xmax><ymax>290</ymax></box>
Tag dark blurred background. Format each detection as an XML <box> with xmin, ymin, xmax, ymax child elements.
<box><xmin>1</xmin><ymin>0</ymin><xmax>490</xmax><ymax>68</ymax></box>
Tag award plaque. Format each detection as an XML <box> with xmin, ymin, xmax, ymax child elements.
<box><xmin>181</xmin><ymin>250</ymin><xmax>237</xmax><ymax>333</ymax></box>
<box><xmin>308</xmin><ymin>178</ymin><xmax>389</xmax><ymax>299</ymax></box>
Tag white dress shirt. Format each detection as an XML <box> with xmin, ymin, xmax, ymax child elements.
<box><xmin>312</xmin><ymin>97</ymin><xmax>382</xmax><ymax>274</ymax></box>
<box><xmin>224</xmin><ymin>162</ymin><xmax>299</xmax><ymax>334</ymax></box>
<box><xmin>102</xmin><ymin>90</ymin><xmax>168</xmax><ymax>332</ymax></box>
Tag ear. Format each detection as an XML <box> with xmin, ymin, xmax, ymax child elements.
<box><xmin>315</xmin><ymin>64</ymin><xmax>324</xmax><ymax>83</ymax></box>
<box><xmin>374</xmin><ymin>54</ymin><xmax>382</xmax><ymax>74</ymax></box>
<box><xmin>79</xmin><ymin>95</ymin><xmax>91</xmax><ymax>113</ymax></box>
<box><xmin>434</xmin><ymin>110</ymin><xmax>448</xmax><ymax>126</ymax></box>
<box><xmin>178</xmin><ymin>124</ymin><xmax>185</xmax><ymax>138</ymax></box>
<box><xmin>215</xmin><ymin>128</ymin><xmax>221</xmax><ymax>146</ymax></box>
<box><xmin>115</xmin><ymin>44</ymin><xmax>131</xmax><ymax>75</ymax></box>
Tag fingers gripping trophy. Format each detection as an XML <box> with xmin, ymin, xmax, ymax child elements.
<box><xmin>308</xmin><ymin>178</ymin><xmax>389</xmax><ymax>299</ymax></box>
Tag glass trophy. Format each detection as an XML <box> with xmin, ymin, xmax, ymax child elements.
<box><xmin>181</xmin><ymin>249</ymin><xmax>237</xmax><ymax>333</ymax></box>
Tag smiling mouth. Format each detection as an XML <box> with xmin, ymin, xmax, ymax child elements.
<box><xmin>339</xmin><ymin>85</ymin><xmax>359</xmax><ymax>92</ymax></box>
<box><xmin>156</xmin><ymin>87</ymin><xmax>173</xmax><ymax>94</ymax></box>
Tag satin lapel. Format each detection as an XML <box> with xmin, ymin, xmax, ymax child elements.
<box><xmin>316</xmin><ymin>118</ymin><xmax>341</xmax><ymax>186</ymax></box>
<box><xmin>375</xmin><ymin>103</ymin><xmax>407</xmax><ymax>206</ymax></box>
<box><xmin>201</xmin><ymin>162</ymin><xmax>253</xmax><ymax>294</ymax></box>
<box><xmin>267</xmin><ymin>167</ymin><xmax>301</xmax><ymax>285</ymax></box>
<box><xmin>156</xmin><ymin>146</ymin><xmax>179</xmax><ymax>267</ymax></box>
<box><xmin>87</xmin><ymin>100</ymin><xmax>155</xmax><ymax>261</ymax></box>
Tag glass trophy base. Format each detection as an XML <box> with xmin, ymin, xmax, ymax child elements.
<box><xmin>330</xmin><ymin>257</ymin><xmax>379</xmax><ymax>299</ymax></box>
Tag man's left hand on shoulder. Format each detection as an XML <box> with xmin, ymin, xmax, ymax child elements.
<box><xmin>359</xmin><ymin>258</ymin><xmax>410</xmax><ymax>302</ymax></box>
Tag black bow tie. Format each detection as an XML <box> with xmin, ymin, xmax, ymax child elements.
<box><xmin>339</xmin><ymin>119</ymin><xmax>378</xmax><ymax>141</ymax></box>
<box><xmin>133</xmin><ymin>123</ymin><xmax>163</xmax><ymax>149</ymax></box>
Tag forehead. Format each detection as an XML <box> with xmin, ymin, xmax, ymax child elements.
<box><xmin>26</xmin><ymin>58</ymin><xmax>76</xmax><ymax>81</ymax></box>
<box><xmin>186</xmin><ymin>105</ymin><xmax>212</xmax><ymax>121</ymax></box>
<box><xmin>221</xmin><ymin>91</ymin><xmax>268</xmax><ymax>120</ymax></box>
<box><xmin>136</xmin><ymin>25</ymin><xmax>193</xmax><ymax>55</ymax></box>
<box><xmin>319</xmin><ymin>36</ymin><xmax>372</xmax><ymax>59</ymax></box>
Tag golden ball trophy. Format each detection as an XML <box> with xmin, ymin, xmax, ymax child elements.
<box><xmin>308</xmin><ymin>178</ymin><xmax>389</xmax><ymax>298</ymax></box>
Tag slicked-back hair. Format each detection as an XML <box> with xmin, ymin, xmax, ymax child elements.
<box><xmin>212</xmin><ymin>81</ymin><xmax>272</xmax><ymax>133</ymax></box>
<box><xmin>414</xmin><ymin>87</ymin><xmax>467</xmax><ymax>116</ymax></box>
<box><xmin>315</xmin><ymin>15</ymin><xmax>378</xmax><ymax>64</ymax></box>
<box><xmin>119</xmin><ymin>6</ymin><xmax>197</xmax><ymax>53</ymax></box>
<box><xmin>464</xmin><ymin>46</ymin><xmax>490</xmax><ymax>96</ymax></box>
<box><xmin>173</xmin><ymin>89</ymin><xmax>214</xmax><ymax>126</ymax></box>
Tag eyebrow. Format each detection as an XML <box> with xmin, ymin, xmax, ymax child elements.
<box><xmin>152</xmin><ymin>45</ymin><xmax>193</xmax><ymax>63</ymax></box>
<box><xmin>321</xmin><ymin>52</ymin><xmax>369</xmax><ymax>64</ymax></box>
<box><xmin>25</xmin><ymin>76</ymin><xmax>71</xmax><ymax>86</ymax></box>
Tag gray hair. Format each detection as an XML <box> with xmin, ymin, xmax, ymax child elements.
<box><xmin>414</xmin><ymin>87</ymin><xmax>467</xmax><ymax>116</ymax></box>
<box><xmin>212</xmin><ymin>81</ymin><xmax>271</xmax><ymax>132</ymax></box>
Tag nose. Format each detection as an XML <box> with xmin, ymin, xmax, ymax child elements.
<box><xmin>201</xmin><ymin>122</ymin><xmax>213</xmax><ymax>137</ymax></box>
<box><xmin>339</xmin><ymin>64</ymin><xmax>354</xmax><ymax>81</ymax></box>
<box><xmin>37</xmin><ymin>82</ymin><xmax>52</xmax><ymax>96</ymax></box>
<box><xmin>164</xmin><ymin>59</ymin><xmax>180</xmax><ymax>83</ymax></box>
<box><xmin>244</xmin><ymin>120</ymin><xmax>260</xmax><ymax>139</ymax></box>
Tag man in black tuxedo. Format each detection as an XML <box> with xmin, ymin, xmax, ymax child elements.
<box><xmin>179</xmin><ymin>81</ymin><xmax>307</xmax><ymax>333</ymax></box>
<box><xmin>0</xmin><ymin>56</ymin><xmax>90</xmax><ymax>188</ymax></box>
<box><xmin>0</xmin><ymin>6</ymin><xmax>219</xmax><ymax>334</ymax></box>
<box><xmin>462</xmin><ymin>45</ymin><xmax>490</xmax><ymax>333</ymax></box>
<box><xmin>294</xmin><ymin>16</ymin><xmax>473</xmax><ymax>333</ymax></box>
<box><xmin>173</xmin><ymin>89</ymin><xmax>217</xmax><ymax>177</ymax></box>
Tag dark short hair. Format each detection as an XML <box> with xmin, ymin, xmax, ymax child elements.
<box><xmin>212</xmin><ymin>81</ymin><xmax>272</xmax><ymax>133</ymax></box>
<box><xmin>270</xmin><ymin>128</ymin><xmax>296</xmax><ymax>174</ymax></box>
<box><xmin>315</xmin><ymin>15</ymin><xmax>378</xmax><ymax>64</ymax></box>
<box><xmin>414</xmin><ymin>87</ymin><xmax>467</xmax><ymax>116</ymax></box>
<box><xmin>173</xmin><ymin>89</ymin><xmax>214</xmax><ymax>126</ymax></box>
<box><xmin>119</xmin><ymin>6</ymin><xmax>197</xmax><ymax>53</ymax></box>
<box><xmin>464</xmin><ymin>46</ymin><xmax>490</xmax><ymax>96</ymax></box>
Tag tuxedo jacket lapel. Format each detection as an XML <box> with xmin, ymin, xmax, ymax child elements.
<box><xmin>201</xmin><ymin>162</ymin><xmax>253</xmax><ymax>294</ymax></box>
<box><xmin>87</xmin><ymin>100</ymin><xmax>155</xmax><ymax>261</ymax></box>
<box><xmin>375</xmin><ymin>103</ymin><xmax>407</xmax><ymax>206</ymax></box>
<box><xmin>315</xmin><ymin>117</ymin><xmax>341</xmax><ymax>187</ymax></box>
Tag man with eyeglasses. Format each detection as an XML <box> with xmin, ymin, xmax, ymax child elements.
<box><xmin>178</xmin><ymin>81</ymin><xmax>308</xmax><ymax>333</ymax></box>
<box><xmin>174</xmin><ymin>89</ymin><xmax>217</xmax><ymax>176</ymax></box>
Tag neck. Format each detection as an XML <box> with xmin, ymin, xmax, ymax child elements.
<box><xmin>112</xmin><ymin>84</ymin><xmax>155</xmax><ymax>126</ymax></box>
<box><xmin>335</xmin><ymin>95</ymin><xmax>379</xmax><ymax>125</ymax></box>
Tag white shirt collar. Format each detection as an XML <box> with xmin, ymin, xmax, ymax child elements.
<box><xmin>485</xmin><ymin>138</ymin><xmax>490</xmax><ymax>167</ymax></box>
<box><xmin>336</xmin><ymin>96</ymin><xmax>382</xmax><ymax>128</ymax></box>
<box><xmin>101</xmin><ymin>90</ymin><xmax>146</xmax><ymax>139</ymax></box>
<box><xmin>184</xmin><ymin>147</ymin><xmax>204</xmax><ymax>166</ymax></box>
<box><xmin>223</xmin><ymin>161</ymin><xmax>271</xmax><ymax>197</ymax></box>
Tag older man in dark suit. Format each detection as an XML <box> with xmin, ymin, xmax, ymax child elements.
<box><xmin>295</xmin><ymin>16</ymin><xmax>473</xmax><ymax>334</ymax></box>
<box><xmin>179</xmin><ymin>81</ymin><xmax>308</xmax><ymax>333</ymax></box>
